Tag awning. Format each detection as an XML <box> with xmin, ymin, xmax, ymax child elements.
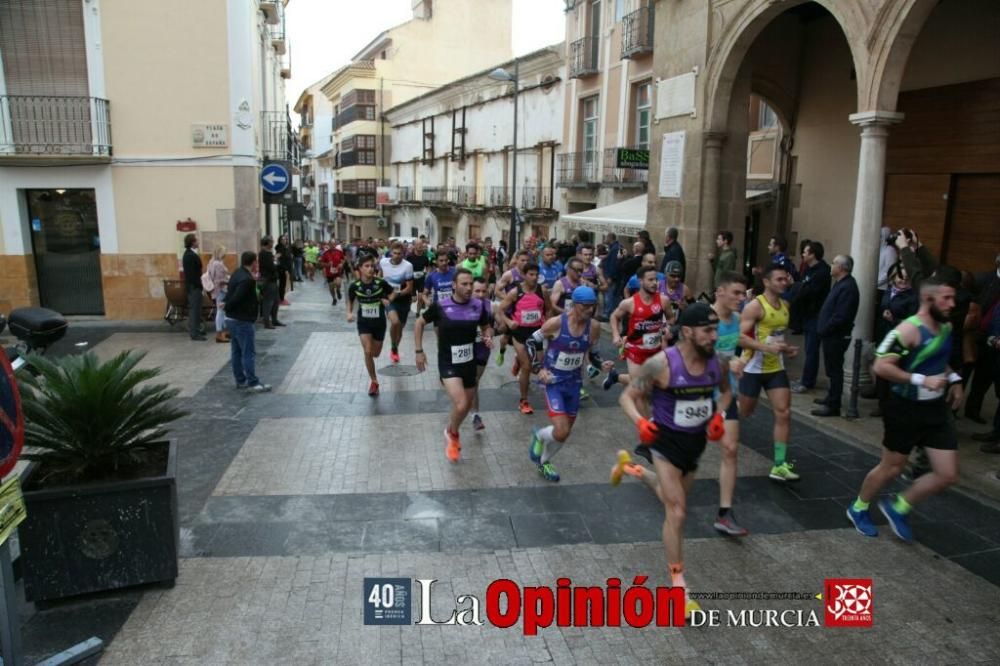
<box><xmin>561</xmin><ymin>194</ymin><xmax>646</xmax><ymax>236</ymax></box>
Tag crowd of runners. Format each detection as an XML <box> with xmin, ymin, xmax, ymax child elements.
<box><xmin>307</xmin><ymin>232</ymin><xmax>971</xmax><ymax>619</ymax></box>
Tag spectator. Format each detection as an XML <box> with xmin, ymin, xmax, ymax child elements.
<box><xmin>791</xmin><ymin>241</ymin><xmax>831</xmax><ymax>393</ymax></box>
<box><xmin>637</xmin><ymin>229</ymin><xmax>656</xmax><ymax>257</ymax></box>
<box><xmin>659</xmin><ymin>227</ymin><xmax>686</xmax><ymax>277</ymax></box>
<box><xmin>275</xmin><ymin>234</ymin><xmax>293</xmax><ymax>304</ymax></box>
<box><xmin>971</xmin><ymin>302</ymin><xmax>1000</xmax><ymax>449</ymax></box>
<box><xmin>206</xmin><ymin>245</ymin><xmax>230</xmax><ymax>343</ymax></box>
<box><xmin>258</xmin><ymin>236</ymin><xmax>283</xmax><ymax>329</ymax></box>
<box><xmin>894</xmin><ymin>228</ymin><xmax>937</xmax><ymax>289</ymax></box>
<box><xmin>966</xmin><ymin>251</ymin><xmax>1000</xmax><ymax>425</ymax></box>
<box><xmin>618</xmin><ymin>242</ymin><xmax>647</xmax><ymax>296</ymax></box>
<box><xmin>292</xmin><ymin>239</ymin><xmax>305</xmax><ymax>282</ymax></box>
<box><xmin>497</xmin><ymin>239</ymin><xmax>508</xmax><ymax>270</ymax></box>
<box><xmin>181</xmin><ymin>233</ymin><xmax>206</xmax><ymax>341</ymax></box>
<box><xmin>601</xmin><ymin>233</ymin><xmax>623</xmax><ymax>319</ymax></box>
<box><xmin>224</xmin><ymin>251</ymin><xmax>271</xmax><ymax>393</ymax></box>
<box><xmin>877</xmin><ymin>226</ymin><xmax>898</xmax><ymax>320</ymax></box>
<box><xmin>872</xmin><ymin>262</ymin><xmax>918</xmax><ymax>417</ymax></box>
<box><xmin>812</xmin><ymin>255</ymin><xmax>860</xmax><ymax>417</ymax></box>
<box><xmin>709</xmin><ymin>230</ymin><xmax>738</xmax><ymax>290</ymax></box>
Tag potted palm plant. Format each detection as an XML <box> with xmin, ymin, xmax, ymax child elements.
<box><xmin>16</xmin><ymin>350</ymin><xmax>187</xmax><ymax>603</ymax></box>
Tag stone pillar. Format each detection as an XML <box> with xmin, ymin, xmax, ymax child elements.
<box><xmin>843</xmin><ymin>111</ymin><xmax>903</xmax><ymax>400</ymax></box>
<box><xmin>698</xmin><ymin>132</ymin><xmax>726</xmax><ymax>291</ymax></box>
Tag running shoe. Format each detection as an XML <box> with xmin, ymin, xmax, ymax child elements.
<box><xmin>529</xmin><ymin>430</ymin><xmax>544</xmax><ymax>463</ymax></box>
<box><xmin>610</xmin><ymin>449</ymin><xmax>632</xmax><ymax>486</ymax></box>
<box><xmin>444</xmin><ymin>428</ymin><xmax>461</xmax><ymax>463</ymax></box>
<box><xmin>603</xmin><ymin>368</ymin><xmax>619</xmax><ymax>391</ymax></box>
<box><xmin>519</xmin><ymin>399</ymin><xmax>534</xmax><ymax>415</ymax></box>
<box><xmin>586</xmin><ymin>365</ymin><xmax>601</xmax><ymax>380</ymax></box>
<box><xmin>496</xmin><ymin>348</ymin><xmax>506</xmax><ymax>366</ymax></box>
<box><xmin>713</xmin><ymin>513</ymin><xmax>749</xmax><ymax>537</ymax></box>
<box><xmin>768</xmin><ymin>462</ymin><xmax>800</xmax><ymax>482</ymax></box>
<box><xmin>878</xmin><ymin>498</ymin><xmax>913</xmax><ymax>542</ymax></box>
<box><xmin>846</xmin><ymin>506</ymin><xmax>878</xmax><ymax>537</ymax></box>
<box><xmin>368</xmin><ymin>381</ymin><xmax>380</xmax><ymax>397</ymax></box>
<box><xmin>537</xmin><ymin>462</ymin><xmax>560</xmax><ymax>482</ymax></box>
<box><xmin>248</xmin><ymin>383</ymin><xmax>272</xmax><ymax>394</ymax></box>
<box><xmin>579</xmin><ymin>387</ymin><xmax>590</xmax><ymax>400</ymax></box>
<box><xmin>390</xmin><ymin>350</ymin><xmax>400</xmax><ymax>364</ymax></box>
<box><xmin>473</xmin><ymin>414</ymin><xmax>485</xmax><ymax>431</ymax></box>
<box><xmin>684</xmin><ymin>599</ymin><xmax>701</xmax><ymax>620</ymax></box>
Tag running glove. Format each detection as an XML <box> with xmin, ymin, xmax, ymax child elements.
<box><xmin>706</xmin><ymin>412</ymin><xmax>725</xmax><ymax>441</ymax></box>
<box><xmin>637</xmin><ymin>417</ymin><xmax>659</xmax><ymax>444</ymax></box>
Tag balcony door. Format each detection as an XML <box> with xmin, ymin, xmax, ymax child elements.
<box><xmin>582</xmin><ymin>96</ymin><xmax>599</xmax><ymax>180</ymax></box>
<box><xmin>27</xmin><ymin>189</ymin><xmax>105</xmax><ymax>315</ymax></box>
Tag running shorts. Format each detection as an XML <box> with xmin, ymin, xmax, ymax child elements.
<box><xmin>387</xmin><ymin>298</ymin><xmax>412</xmax><ymax>327</ymax></box>
<box><xmin>647</xmin><ymin>426</ymin><xmax>707</xmax><ymax>475</ymax></box>
<box><xmin>544</xmin><ymin>381</ymin><xmax>582</xmax><ymax>418</ymax></box>
<box><xmin>739</xmin><ymin>370</ymin><xmax>790</xmax><ymax>398</ymax></box>
<box><xmin>440</xmin><ymin>361</ymin><xmax>477</xmax><ymax>389</ymax></box>
<box><xmin>474</xmin><ymin>342</ymin><xmax>490</xmax><ymax>367</ymax></box>
<box><xmin>511</xmin><ymin>325</ymin><xmax>542</xmax><ymax>345</ymax></box>
<box><xmin>624</xmin><ymin>344</ymin><xmax>662</xmax><ymax>366</ymax></box>
<box><xmin>882</xmin><ymin>394</ymin><xmax>957</xmax><ymax>455</ymax></box>
<box><xmin>357</xmin><ymin>318</ymin><xmax>387</xmax><ymax>342</ymax></box>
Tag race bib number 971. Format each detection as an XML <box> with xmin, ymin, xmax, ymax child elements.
<box><xmin>361</xmin><ymin>303</ymin><xmax>380</xmax><ymax>318</ymax></box>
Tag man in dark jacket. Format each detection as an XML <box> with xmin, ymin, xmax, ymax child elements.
<box><xmin>258</xmin><ymin>236</ymin><xmax>283</xmax><ymax>329</ymax></box>
<box><xmin>601</xmin><ymin>233</ymin><xmax>623</xmax><ymax>319</ymax></box>
<box><xmin>792</xmin><ymin>241</ymin><xmax>831</xmax><ymax>393</ymax></box>
<box><xmin>224</xmin><ymin>251</ymin><xmax>271</xmax><ymax>392</ymax></box>
<box><xmin>812</xmin><ymin>255</ymin><xmax>860</xmax><ymax>416</ymax></box>
<box><xmin>659</xmin><ymin>227</ymin><xmax>686</xmax><ymax>278</ymax></box>
<box><xmin>967</xmin><ymin>252</ymin><xmax>1000</xmax><ymax>425</ymax></box>
<box><xmin>182</xmin><ymin>233</ymin><xmax>206</xmax><ymax>341</ymax></box>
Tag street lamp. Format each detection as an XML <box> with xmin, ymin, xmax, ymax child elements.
<box><xmin>489</xmin><ymin>60</ymin><xmax>520</xmax><ymax>256</ymax></box>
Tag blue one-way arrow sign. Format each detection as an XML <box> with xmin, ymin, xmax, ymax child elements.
<box><xmin>261</xmin><ymin>162</ymin><xmax>290</xmax><ymax>195</ymax></box>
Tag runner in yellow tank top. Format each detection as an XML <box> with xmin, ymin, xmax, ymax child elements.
<box><xmin>738</xmin><ymin>265</ymin><xmax>801</xmax><ymax>482</ymax></box>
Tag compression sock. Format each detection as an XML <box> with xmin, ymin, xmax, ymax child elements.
<box><xmin>852</xmin><ymin>497</ymin><xmax>870</xmax><ymax>512</ymax></box>
<box><xmin>774</xmin><ymin>441</ymin><xmax>787</xmax><ymax>466</ymax></box>
<box><xmin>892</xmin><ymin>495</ymin><xmax>913</xmax><ymax>515</ymax></box>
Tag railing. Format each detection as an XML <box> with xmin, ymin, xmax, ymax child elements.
<box><xmin>603</xmin><ymin>147</ymin><xmax>649</xmax><ymax>186</ymax></box>
<box><xmin>488</xmin><ymin>186</ymin><xmax>512</xmax><ymax>207</ymax></box>
<box><xmin>569</xmin><ymin>36</ymin><xmax>600</xmax><ymax>78</ymax></box>
<box><xmin>334</xmin><ymin>193</ymin><xmax>376</xmax><ymax>209</ymax></box>
<box><xmin>320</xmin><ymin>206</ymin><xmax>330</xmax><ymax>222</ymax></box>
<box><xmin>0</xmin><ymin>96</ymin><xmax>111</xmax><ymax>157</ymax></box>
<box><xmin>622</xmin><ymin>5</ymin><xmax>654</xmax><ymax>58</ymax></box>
<box><xmin>455</xmin><ymin>185</ymin><xmax>487</xmax><ymax>207</ymax></box>
<box><xmin>556</xmin><ymin>152</ymin><xmax>600</xmax><ymax>187</ymax></box>
<box><xmin>261</xmin><ymin>110</ymin><xmax>300</xmax><ymax>164</ymax></box>
<box><xmin>421</xmin><ymin>187</ymin><xmax>453</xmax><ymax>204</ymax></box>
<box><xmin>520</xmin><ymin>187</ymin><xmax>554</xmax><ymax>210</ymax></box>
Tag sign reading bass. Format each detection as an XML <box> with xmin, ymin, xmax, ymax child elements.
<box><xmin>616</xmin><ymin>148</ymin><xmax>650</xmax><ymax>170</ymax></box>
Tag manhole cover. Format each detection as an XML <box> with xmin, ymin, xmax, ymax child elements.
<box><xmin>379</xmin><ymin>365</ymin><xmax>421</xmax><ymax>377</ymax></box>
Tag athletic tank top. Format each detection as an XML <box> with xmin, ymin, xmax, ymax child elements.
<box><xmin>505</xmin><ymin>268</ymin><xmax>523</xmax><ymax>292</ymax></box>
<box><xmin>625</xmin><ymin>293</ymin><xmax>666</xmax><ymax>351</ymax></box>
<box><xmin>742</xmin><ymin>295</ymin><xmax>789</xmax><ymax>374</ymax></box>
<box><xmin>887</xmin><ymin>315</ymin><xmax>953</xmax><ymax>401</ymax></box>
<box><xmin>652</xmin><ymin>346</ymin><xmax>722</xmax><ymax>434</ymax></box>
<box><xmin>556</xmin><ymin>276</ymin><xmax>576</xmax><ymax>310</ymax></box>
<box><xmin>543</xmin><ymin>314</ymin><xmax>591</xmax><ymax>384</ymax></box>
<box><xmin>581</xmin><ymin>265</ymin><xmax>598</xmax><ymax>285</ymax></box>
<box><xmin>663</xmin><ymin>280</ymin><xmax>685</xmax><ymax>305</ymax></box>
<box><xmin>715</xmin><ymin>310</ymin><xmax>741</xmax><ymax>396</ymax></box>
<box><xmin>512</xmin><ymin>285</ymin><xmax>545</xmax><ymax>328</ymax></box>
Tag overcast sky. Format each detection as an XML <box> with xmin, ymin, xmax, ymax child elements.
<box><xmin>285</xmin><ymin>0</ymin><xmax>566</xmax><ymax>106</ymax></box>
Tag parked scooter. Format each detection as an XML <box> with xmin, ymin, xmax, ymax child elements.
<box><xmin>0</xmin><ymin>307</ymin><xmax>68</xmax><ymax>373</ymax></box>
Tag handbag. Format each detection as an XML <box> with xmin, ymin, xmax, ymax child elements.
<box><xmin>201</xmin><ymin>271</ymin><xmax>215</xmax><ymax>292</ymax></box>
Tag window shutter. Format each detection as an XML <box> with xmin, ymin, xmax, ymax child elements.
<box><xmin>0</xmin><ymin>0</ymin><xmax>89</xmax><ymax>96</ymax></box>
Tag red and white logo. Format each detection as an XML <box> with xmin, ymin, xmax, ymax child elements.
<box><xmin>824</xmin><ymin>578</ymin><xmax>873</xmax><ymax>627</ymax></box>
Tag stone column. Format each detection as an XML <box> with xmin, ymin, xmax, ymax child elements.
<box><xmin>843</xmin><ymin>111</ymin><xmax>903</xmax><ymax>400</ymax></box>
<box><xmin>698</xmin><ymin>132</ymin><xmax>726</xmax><ymax>290</ymax></box>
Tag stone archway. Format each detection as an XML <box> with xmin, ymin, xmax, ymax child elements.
<box><xmin>862</xmin><ymin>0</ymin><xmax>939</xmax><ymax>113</ymax></box>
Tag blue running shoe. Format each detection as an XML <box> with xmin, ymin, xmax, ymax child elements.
<box><xmin>846</xmin><ymin>506</ymin><xmax>878</xmax><ymax>537</ymax></box>
<box><xmin>878</xmin><ymin>498</ymin><xmax>913</xmax><ymax>542</ymax></box>
<box><xmin>587</xmin><ymin>364</ymin><xmax>601</xmax><ymax>380</ymax></box>
<box><xmin>538</xmin><ymin>462</ymin><xmax>560</xmax><ymax>482</ymax></box>
<box><xmin>529</xmin><ymin>429</ymin><xmax>544</xmax><ymax>464</ymax></box>
<box><xmin>603</xmin><ymin>368</ymin><xmax>619</xmax><ymax>391</ymax></box>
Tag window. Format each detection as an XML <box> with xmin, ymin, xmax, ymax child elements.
<box><xmin>759</xmin><ymin>103</ymin><xmax>778</xmax><ymax>129</ymax></box>
<box><xmin>615</xmin><ymin>0</ymin><xmax>626</xmax><ymax>22</ymax></box>
<box><xmin>634</xmin><ymin>81</ymin><xmax>651</xmax><ymax>150</ymax></box>
<box><xmin>582</xmin><ymin>96</ymin><xmax>599</xmax><ymax>164</ymax></box>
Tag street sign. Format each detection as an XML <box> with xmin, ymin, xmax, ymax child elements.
<box><xmin>260</xmin><ymin>162</ymin><xmax>290</xmax><ymax>195</ymax></box>
<box><xmin>616</xmin><ymin>148</ymin><xmax>650</xmax><ymax>170</ymax></box>
<box><xmin>0</xmin><ymin>353</ymin><xmax>23</xmax><ymax>479</ymax></box>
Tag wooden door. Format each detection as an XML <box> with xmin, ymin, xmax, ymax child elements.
<box><xmin>946</xmin><ymin>174</ymin><xmax>1000</xmax><ymax>273</ymax></box>
<box><xmin>882</xmin><ymin>174</ymin><xmax>950</xmax><ymax>259</ymax></box>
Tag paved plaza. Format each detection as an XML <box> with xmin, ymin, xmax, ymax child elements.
<box><xmin>19</xmin><ymin>279</ymin><xmax>1000</xmax><ymax>664</ymax></box>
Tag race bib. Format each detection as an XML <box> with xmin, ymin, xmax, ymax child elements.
<box><xmin>436</xmin><ymin>288</ymin><xmax>453</xmax><ymax>302</ymax></box>
<box><xmin>765</xmin><ymin>329</ymin><xmax>786</xmax><ymax>346</ymax></box>
<box><xmin>451</xmin><ymin>343</ymin><xmax>473</xmax><ymax>364</ymax></box>
<box><xmin>674</xmin><ymin>397</ymin><xmax>712</xmax><ymax>428</ymax></box>
<box><xmin>642</xmin><ymin>332</ymin><xmax>661</xmax><ymax>349</ymax></box>
<box><xmin>521</xmin><ymin>310</ymin><xmax>541</xmax><ymax>325</ymax></box>
<box><xmin>917</xmin><ymin>382</ymin><xmax>945</xmax><ymax>401</ymax></box>
<box><xmin>564</xmin><ymin>299</ymin><xmax>573</xmax><ymax>309</ymax></box>
<box><xmin>553</xmin><ymin>352</ymin><xmax>584</xmax><ymax>371</ymax></box>
<box><xmin>413</xmin><ymin>271</ymin><xmax>425</xmax><ymax>279</ymax></box>
<box><xmin>361</xmin><ymin>303</ymin><xmax>380</xmax><ymax>318</ymax></box>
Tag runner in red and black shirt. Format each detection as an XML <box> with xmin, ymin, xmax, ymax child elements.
<box><xmin>319</xmin><ymin>242</ymin><xmax>346</xmax><ymax>306</ymax></box>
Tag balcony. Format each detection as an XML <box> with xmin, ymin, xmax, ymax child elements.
<box><xmin>603</xmin><ymin>147</ymin><xmax>649</xmax><ymax>187</ymax></box>
<box><xmin>320</xmin><ymin>206</ymin><xmax>330</xmax><ymax>222</ymax></box>
<box><xmin>569</xmin><ymin>36</ymin><xmax>600</xmax><ymax>78</ymax></box>
<box><xmin>455</xmin><ymin>185</ymin><xmax>486</xmax><ymax>207</ymax></box>
<box><xmin>520</xmin><ymin>187</ymin><xmax>554</xmax><ymax>211</ymax></box>
<box><xmin>260</xmin><ymin>110</ymin><xmax>299</xmax><ymax>163</ymax></box>
<box><xmin>557</xmin><ymin>152</ymin><xmax>600</xmax><ymax>187</ymax></box>
<box><xmin>270</xmin><ymin>19</ymin><xmax>286</xmax><ymax>55</ymax></box>
<box><xmin>622</xmin><ymin>5</ymin><xmax>654</xmax><ymax>58</ymax></box>
<box><xmin>488</xmin><ymin>186</ymin><xmax>511</xmax><ymax>208</ymax></box>
<box><xmin>260</xmin><ymin>0</ymin><xmax>280</xmax><ymax>24</ymax></box>
<box><xmin>397</xmin><ymin>186</ymin><xmax>415</xmax><ymax>202</ymax></box>
<box><xmin>335</xmin><ymin>193</ymin><xmax>376</xmax><ymax>210</ymax></box>
<box><xmin>0</xmin><ymin>96</ymin><xmax>111</xmax><ymax>161</ymax></box>
<box><xmin>421</xmin><ymin>187</ymin><xmax>453</xmax><ymax>205</ymax></box>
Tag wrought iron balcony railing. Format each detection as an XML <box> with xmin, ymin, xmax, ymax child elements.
<box><xmin>603</xmin><ymin>147</ymin><xmax>650</xmax><ymax>186</ymax></box>
<box><xmin>261</xmin><ymin>111</ymin><xmax>300</xmax><ymax>164</ymax></box>
<box><xmin>520</xmin><ymin>187</ymin><xmax>554</xmax><ymax>210</ymax></box>
<box><xmin>569</xmin><ymin>36</ymin><xmax>600</xmax><ymax>78</ymax></box>
<box><xmin>622</xmin><ymin>5</ymin><xmax>654</xmax><ymax>58</ymax></box>
<box><xmin>0</xmin><ymin>95</ymin><xmax>111</xmax><ymax>157</ymax></box>
<box><xmin>557</xmin><ymin>152</ymin><xmax>600</xmax><ymax>187</ymax></box>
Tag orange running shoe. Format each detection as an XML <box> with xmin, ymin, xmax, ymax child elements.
<box><xmin>390</xmin><ymin>350</ymin><xmax>400</xmax><ymax>364</ymax></box>
<box><xmin>519</xmin><ymin>399</ymin><xmax>534</xmax><ymax>415</ymax></box>
<box><xmin>444</xmin><ymin>428</ymin><xmax>461</xmax><ymax>462</ymax></box>
<box><xmin>624</xmin><ymin>463</ymin><xmax>646</xmax><ymax>479</ymax></box>
<box><xmin>610</xmin><ymin>450</ymin><xmax>632</xmax><ymax>486</ymax></box>
<box><xmin>368</xmin><ymin>381</ymin><xmax>379</xmax><ymax>397</ymax></box>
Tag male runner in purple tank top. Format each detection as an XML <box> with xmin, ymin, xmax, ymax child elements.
<box><xmin>612</xmin><ymin>303</ymin><xmax>731</xmax><ymax>620</ymax></box>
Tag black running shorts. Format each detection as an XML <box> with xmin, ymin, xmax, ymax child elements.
<box><xmin>647</xmin><ymin>427</ymin><xmax>707</xmax><ymax>475</ymax></box>
<box><xmin>882</xmin><ymin>394</ymin><xmax>957</xmax><ymax>455</ymax></box>
<box><xmin>439</xmin><ymin>361</ymin><xmax>477</xmax><ymax>389</ymax></box>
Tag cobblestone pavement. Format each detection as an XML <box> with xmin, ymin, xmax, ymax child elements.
<box><xmin>21</xmin><ymin>279</ymin><xmax>1000</xmax><ymax>664</ymax></box>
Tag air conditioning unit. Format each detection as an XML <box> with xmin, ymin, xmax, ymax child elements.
<box><xmin>377</xmin><ymin>217</ymin><xmax>387</xmax><ymax>228</ymax></box>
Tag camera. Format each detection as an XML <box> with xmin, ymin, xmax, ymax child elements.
<box><xmin>887</xmin><ymin>229</ymin><xmax>914</xmax><ymax>246</ymax></box>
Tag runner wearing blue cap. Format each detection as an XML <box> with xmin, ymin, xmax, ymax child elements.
<box><xmin>526</xmin><ymin>285</ymin><xmax>613</xmax><ymax>481</ymax></box>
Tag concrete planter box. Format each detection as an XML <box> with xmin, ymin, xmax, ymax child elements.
<box><xmin>19</xmin><ymin>441</ymin><xmax>179</xmax><ymax>603</ymax></box>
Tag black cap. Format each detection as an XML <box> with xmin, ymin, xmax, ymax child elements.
<box><xmin>677</xmin><ymin>302</ymin><xmax>718</xmax><ymax>328</ymax></box>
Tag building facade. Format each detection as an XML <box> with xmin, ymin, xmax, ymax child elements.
<box><xmin>293</xmin><ymin>72</ymin><xmax>338</xmax><ymax>241</ymax></box>
<box><xmin>557</xmin><ymin>0</ymin><xmax>656</xmax><ymax>241</ymax></box>
<box><xmin>644</xmin><ymin>0</ymin><xmax>999</xmax><ymax>343</ymax></box>
<box><xmin>0</xmin><ymin>0</ymin><xmax>294</xmax><ymax>319</ymax></box>
<box><xmin>383</xmin><ymin>46</ymin><xmax>564</xmax><ymax>247</ymax></box>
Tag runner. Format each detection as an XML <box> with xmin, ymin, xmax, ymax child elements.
<box><xmin>526</xmin><ymin>286</ymin><xmax>611</xmax><ymax>481</ymax></box>
<box><xmin>711</xmin><ymin>271</ymin><xmax>751</xmax><ymax>536</ymax></box>
<box><xmin>494</xmin><ymin>250</ymin><xmax>530</xmax><ymax>366</ymax></box>
<box><xmin>549</xmin><ymin>258</ymin><xmax>585</xmax><ymax>315</ymax></box>
<box><xmin>378</xmin><ymin>241</ymin><xmax>415</xmax><ymax>363</ymax></box>
<box><xmin>408</xmin><ymin>239</ymin><xmax>431</xmax><ymax>318</ymax></box>
<box><xmin>606</xmin><ymin>266</ymin><xmax>674</xmax><ymax>391</ymax></box>
<box><xmin>624</xmin><ymin>253</ymin><xmax>665</xmax><ymax>298</ymax></box>
<box><xmin>846</xmin><ymin>276</ymin><xmax>963</xmax><ymax>541</ymax></box>
<box><xmin>318</xmin><ymin>241</ymin><xmax>346</xmax><ymax>306</ymax></box>
<box><xmin>415</xmin><ymin>268</ymin><xmax>493</xmax><ymax>462</ymax></box>
<box><xmin>470</xmin><ymin>276</ymin><xmax>494</xmax><ymax>432</ymax></box>
<box><xmin>346</xmin><ymin>255</ymin><xmax>395</xmax><ymax>397</ymax></box>
<box><xmin>611</xmin><ymin>303</ymin><xmax>730</xmax><ymax>619</ymax></box>
<box><xmin>423</xmin><ymin>252</ymin><xmax>456</xmax><ymax>306</ymax></box>
<box><xmin>662</xmin><ymin>261</ymin><xmax>693</xmax><ymax>311</ymax></box>
<box><xmin>538</xmin><ymin>245</ymin><xmax>564</xmax><ymax>290</ymax></box>
<box><xmin>304</xmin><ymin>242</ymin><xmax>320</xmax><ymax>281</ymax></box>
<box><xmin>497</xmin><ymin>263</ymin><xmax>547</xmax><ymax>414</ymax></box>
<box><xmin>578</xmin><ymin>244</ymin><xmax>608</xmax><ymax>294</ymax></box>
<box><xmin>460</xmin><ymin>242</ymin><xmax>487</xmax><ymax>280</ymax></box>
<box><xmin>739</xmin><ymin>264</ymin><xmax>801</xmax><ymax>482</ymax></box>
